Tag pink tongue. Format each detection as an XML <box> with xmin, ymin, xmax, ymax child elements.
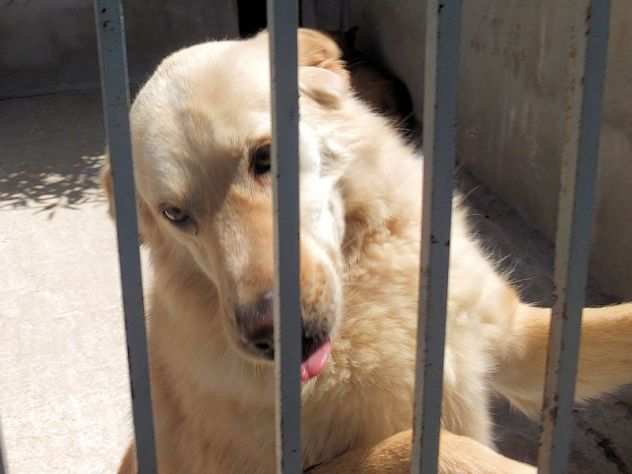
<box><xmin>300</xmin><ymin>341</ymin><xmax>331</xmax><ymax>383</ymax></box>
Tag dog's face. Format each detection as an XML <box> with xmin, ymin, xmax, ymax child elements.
<box><xmin>102</xmin><ymin>30</ymin><xmax>355</xmax><ymax>384</ymax></box>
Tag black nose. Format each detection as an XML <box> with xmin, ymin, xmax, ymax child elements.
<box><xmin>235</xmin><ymin>292</ymin><xmax>328</xmax><ymax>362</ymax></box>
<box><xmin>235</xmin><ymin>291</ymin><xmax>275</xmax><ymax>359</ymax></box>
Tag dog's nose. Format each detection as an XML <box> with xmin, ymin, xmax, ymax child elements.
<box><xmin>235</xmin><ymin>291</ymin><xmax>275</xmax><ymax>360</ymax></box>
<box><xmin>235</xmin><ymin>292</ymin><xmax>329</xmax><ymax>362</ymax></box>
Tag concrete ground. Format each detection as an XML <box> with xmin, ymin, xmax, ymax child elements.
<box><xmin>0</xmin><ymin>93</ymin><xmax>133</xmax><ymax>474</ymax></box>
<box><xmin>1</xmin><ymin>92</ymin><xmax>631</xmax><ymax>473</ymax></box>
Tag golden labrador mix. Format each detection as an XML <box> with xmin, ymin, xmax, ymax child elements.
<box><xmin>101</xmin><ymin>29</ymin><xmax>632</xmax><ymax>473</ymax></box>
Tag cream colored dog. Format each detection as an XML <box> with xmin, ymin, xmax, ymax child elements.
<box><xmin>101</xmin><ymin>29</ymin><xmax>632</xmax><ymax>473</ymax></box>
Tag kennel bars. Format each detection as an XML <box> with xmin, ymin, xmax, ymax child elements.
<box><xmin>410</xmin><ymin>1</ymin><xmax>462</xmax><ymax>473</ymax></box>
<box><xmin>538</xmin><ymin>2</ymin><xmax>611</xmax><ymax>473</ymax></box>
<box><xmin>94</xmin><ymin>1</ymin><xmax>158</xmax><ymax>472</ymax></box>
<box><xmin>267</xmin><ymin>1</ymin><xmax>303</xmax><ymax>472</ymax></box>
<box><xmin>0</xmin><ymin>0</ymin><xmax>603</xmax><ymax>473</ymax></box>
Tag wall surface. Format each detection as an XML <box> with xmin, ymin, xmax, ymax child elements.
<box><xmin>349</xmin><ymin>0</ymin><xmax>632</xmax><ymax>299</ymax></box>
<box><xmin>0</xmin><ymin>0</ymin><xmax>239</xmax><ymax>98</ymax></box>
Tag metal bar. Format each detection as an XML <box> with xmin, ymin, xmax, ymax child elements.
<box><xmin>93</xmin><ymin>2</ymin><xmax>157</xmax><ymax>473</ymax></box>
<box><xmin>411</xmin><ymin>1</ymin><xmax>463</xmax><ymax>473</ymax></box>
<box><xmin>267</xmin><ymin>1</ymin><xmax>302</xmax><ymax>473</ymax></box>
<box><xmin>537</xmin><ymin>1</ymin><xmax>611</xmax><ymax>473</ymax></box>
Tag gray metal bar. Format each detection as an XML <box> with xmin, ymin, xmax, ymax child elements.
<box><xmin>411</xmin><ymin>1</ymin><xmax>463</xmax><ymax>473</ymax></box>
<box><xmin>537</xmin><ymin>1</ymin><xmax>611</xmax><ymax>473</ymax></box>
<box><xmin>267</xmin><ymin>1</ymin><xmax>303</xmax><ymax>473</ymax></box>
<box><xmin>93</xmin><ymin>2</ymin><xmax>157</xmax><ymax>473</ymax></box>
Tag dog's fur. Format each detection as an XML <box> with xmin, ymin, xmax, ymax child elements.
<box><xmin>102</xmin><ymin>29</ymin><xmax>632</xmax><ymax>473</ymax></box>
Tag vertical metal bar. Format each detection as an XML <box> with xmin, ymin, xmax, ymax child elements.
<box><xmin>267</xmin><ymin>1</ymin><xmax>302</xmax><ymax>473</ymax></box>
<box><xmin>93</xmin><ymin>2</ymin><xmax>157</xmax><ymax>472</ymax></box>
<box><xmin>537</xmin><ymin>1</ymin><xmax>611</xmax><ymax>473</ymax></box>
<box><xmin>411</xmin><ymin>1</ymin><xmax>463</xmax><ymax>473</ymax></box>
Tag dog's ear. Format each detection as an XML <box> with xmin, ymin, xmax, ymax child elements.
<box><xmin>299</xmin><ymin>66</ymin><xmax>349</xmax><ymax>108</ymax></box>
<box><xmin>297</xmin><ymin>28</ymin><xmax>350</xmax><ymax>108</ymax></box>
<box><xmin>99</xmin><ymin>154</ymin><xmax>147</xmax><ymax>244</ymax></box>
<box><xmin>297</xmin><ymin>29</ymin><xmax>349</xmax><ymax>80</ymax></box>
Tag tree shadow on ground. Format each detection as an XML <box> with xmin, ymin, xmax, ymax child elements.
<box><xmin>0</xmin><ymin>153</ymin><xmax>105</xmax><ymax>217</ymax></box>
<box><xmin>0</xmin><ymin>93</ymin><xmax>107</xmax><ymax>218</ymax></box>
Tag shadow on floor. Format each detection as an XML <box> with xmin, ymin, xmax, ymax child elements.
<box><xmin>0</xmin><ymin>93</ymin><xmax>107</xmax><ymax>217</ymax></box>
<box><xmin>0</xmin><ymin>153</ymin><xmax>104</xmax><ymax>215</ymax></box>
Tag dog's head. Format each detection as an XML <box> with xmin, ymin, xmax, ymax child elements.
<box><xmin>101</xmin><ymin>29</ymin><xmax>357</xmax><ymax>386</ymax></box>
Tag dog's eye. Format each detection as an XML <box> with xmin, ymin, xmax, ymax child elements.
<box><xmin>161</xmin><ymin>205</ymin><xmax>190</xmax><ymax>225</ymax></box>
<box><xmin>251</xmin><ymin>144</ymin><xmax>271</xmax><ymax>176</ymax></box>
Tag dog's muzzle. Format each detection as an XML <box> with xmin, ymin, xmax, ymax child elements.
<box><xmin>235</xmin><ymin>291</ymin><xmax>332</xmax><ymax>382</ymax></box>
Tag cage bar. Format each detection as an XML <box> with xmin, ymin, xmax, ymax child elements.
<box><xmin>537</xmin><ymin>1</ymin><xmax>611</xmax><ymax>473</ymax></box>
<box><xmin>411</xmin><ymin>1</ymin><xmax>463</xmax><ymax>473</ymax></box>
<box><xmin>93</xmin><ymin>1</ymin><xmax>157</xmax><ymax>472</ymax></box>
<box><xmin>266</xmin><ymin>1</ymin><xmax>303</xmax><ymax>473</ymax></box>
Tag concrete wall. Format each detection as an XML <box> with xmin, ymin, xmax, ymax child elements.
<box><xmin>0</xmin><ymin>0</ymin><xmax>239</xmax><ymax>98</ymax></box>
<box><xmin>349</xmin><ymin>1</ymin><xmax>632</xmax><ymax>299</ymax></box>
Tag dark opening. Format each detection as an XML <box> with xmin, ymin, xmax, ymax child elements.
<box><xmin>237</xmin><ymin>1</ymin><xmax>307</xmax><ymax>37</ymax></box>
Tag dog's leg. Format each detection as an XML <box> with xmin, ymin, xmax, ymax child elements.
<box><xmin>306</xmin><ymin>429</ymin><xmax>535</xmax><ymax>474</ymax></box>
<box><xmin>492</xmin><ymin>303</ymin><xmax>632</xmax><ymax>417</ymax></box>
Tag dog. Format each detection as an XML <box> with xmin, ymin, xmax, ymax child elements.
<box><xmin>101</xmin><ymin>29</ymin><xmax>632</xmax><ymax>473</ymax></box>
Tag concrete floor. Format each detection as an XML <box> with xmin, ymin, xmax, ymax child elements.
<box><xmin>0</xmin><ymin>94</ymin><xmax>133</xmax><ymax>474</ymax></box>
<box><xmin>1</xmin><ymin>92</ymin><xmax>631</xmax><ymax>473</ymax></box>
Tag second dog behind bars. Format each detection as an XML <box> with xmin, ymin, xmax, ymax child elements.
<box><xmin>100</xmin><ymin>29</ymin><xmax>632</xmax><ymax>473</ymax></box>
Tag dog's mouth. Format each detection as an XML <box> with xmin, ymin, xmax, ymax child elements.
<box><xmin>248</xmin><ymin>329</ymin><xmax>332</xmax><ymax>383</ymax></box>
<box><xmin>301</xmin><ymin>337</ymin><xmax>331</xmax><ymax>383</ymax></box>
<box><xmin>236</xmin><ymin>316</ymin><xmax>332</xmax><ymax>383</ymax></box>
<box><xmin>233</xmin><ymin>292</ymin><xmax>334</xmax><ymax>382</ymax></box>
